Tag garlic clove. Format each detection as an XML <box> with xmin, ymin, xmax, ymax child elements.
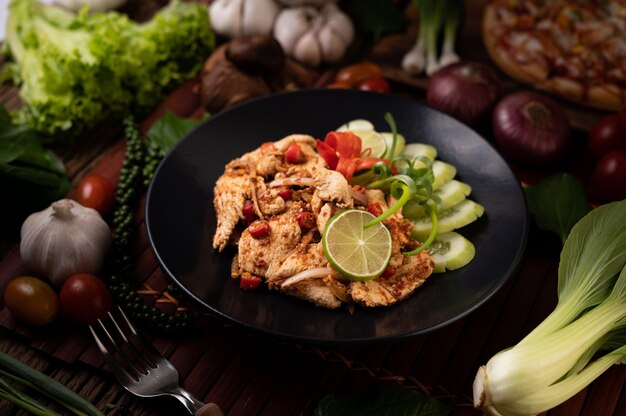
<box><xmin>209</xmin><ymin>0</ymin><xmax>244</xmax><ymax>38</ymax></box>
<box><xmin>273</xmin><ymin>7</ymin><xmax>313</xmax><ymax>54</ymax></box>
<box><xmin>20</xmin><ymin>199</ymin><xmax>112</xmax><ymax>287</ymax></box>
<box><xmin>293</xmin><ymin>30</ymin><xmax>322</xmax><ymax>67</ymax></box>
<box><xmin>242</xmin><ymin>0</ymin><xmax>281</xmax><ymax>36</ymax></box>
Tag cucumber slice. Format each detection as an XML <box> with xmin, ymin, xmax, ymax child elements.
<box><xmin>401</xmin><ymin>142</ymin><xmax>438</xmax><ymax>161</ymax></box>
<box><xmin>412</xmin><ymin>199</ymin><xmax>485</xmax><ymax>240</ymax></box>
<box><xmin>379</xmin><ymin>132</ymin><xmax>406</xmax><ymax>158</ymax></box>
<box><xmin>432</xmin><ymin>160</ymin><xmax>457</xmax><ymax>190</ymax></box>
<box><xmin>336</xmin><ymin>119</ymin><xmax>375</xmax><ymax>132</ymax></box>
<box><xmin>403</xmin><ymin>180</ymin><xmax>472</xmax><ymax>219</ymax></box>
<box><xmin>427</xmin><ymin>232</ymin><xmax>476</xmax><ymax>273</ymax></box>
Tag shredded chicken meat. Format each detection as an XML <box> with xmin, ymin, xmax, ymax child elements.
<box><xmin>213</xmin><ymin>134</ymin><xmax>434</xmax><ymax>309</ymax></box>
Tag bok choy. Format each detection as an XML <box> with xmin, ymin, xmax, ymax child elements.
<box><xmin>473</xmin><ymin>199</ymin><xmax>626</xmax><ymax>415</ymax></box>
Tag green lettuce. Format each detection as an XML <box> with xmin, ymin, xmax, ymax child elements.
<box><xmin>3</xmin><ymin>0</ymin><xmax>214</xmax><ymax>140</ymax></box>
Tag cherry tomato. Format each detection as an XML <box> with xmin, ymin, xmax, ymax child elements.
<box><xmin>76</xmin><ymin>175</ymin><xmax>115</xmax><ymax>217</ymax></box>
<box><xmin>3</xmin><ymin>276</ymin><xmax>59</xmax><ymax>326</ymax></box>
<box><xmin>588</xmin><ymin>114</ymin><xmax>626</xmax><ymax>159</ymax></box>
<box><xmin>358</xmin><ymin>76</ymin><xmax>390</xmax><ymax>93</ymax></box>
<box><xmin>335</xmin><ymin>63</ymin><xmax>382</xmax><ymax>87</ymax></box>
<box><xmin>59</xmin><ymin>273</ymin><xmax>112</xmax><ymax>325</ymax></box>
<box><xmin>587</xmin><ymin>150</ymin><xmax>626</xmax><ymax>203</ymax></box>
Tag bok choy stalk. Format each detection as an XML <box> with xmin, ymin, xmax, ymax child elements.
<box><xmin>473</xmin><ymin>199</ymin><xmax>626</xmax><ymax>416</ymax></box>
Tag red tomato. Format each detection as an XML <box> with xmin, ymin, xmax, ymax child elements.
<box><xmin>358</xmin><ymin>76</ymin><xmax>390</xmax><ymax>93</ymax></box>
<box><xmin>76</xmin><ymin>175</ymin><xmax>115</xmax><ymax>217</ymax></box>
<box><xmin>3</xmin><ymin>276</ymin><xmax>59</xmax><ymax>326</ymax></box>
<box><xmin>587</xmin><ymin>150</ymin><xmax>626</xmax><ymax>203</ymax></box>
<box><xmin>335</xmin><ymin>63</ymin><xmax>382</xmax><ymax>87</ymax></box>
<box><xmin>588</xmin><ymin>114</ymin><xmax>626</xmax><ymax>159</ymax></box>
<box><xmin>59</xmin><ymin>273</ymin><xmax>112</xmax><ymax>325</ymax></box>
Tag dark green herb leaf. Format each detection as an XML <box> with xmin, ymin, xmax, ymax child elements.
<box><xmin>314</xmin><ymin>387</ymin><xmax>453</xmax><ymax>416</ymax></box>
<box><xmin>0</xmin><ymin>105</ymin><xmax>71</xmax><ymax>213</ymax></box>
<box><xmin>146</xmin><ymin>110</ymin><xmax>208</xmax><ymax>152</ymax></box>
<box><xmin>524</xmin><ymin>173</ymin><xmax>591</xmax><ymax>244</ymax></box>
<box><xmin>343</xmin><ymin>0</ymin><xmax>406</xmax><ymax>41</ymax></box>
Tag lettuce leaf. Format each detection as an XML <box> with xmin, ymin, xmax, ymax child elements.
<box><xmin>4</xmin><ymin>0</ymin><xmax>214</xmax><ymax>140</ymax></box>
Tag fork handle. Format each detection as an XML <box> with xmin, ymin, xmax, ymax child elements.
<box><xmin>195</xmin><ymin>403</ymin><xmax>224</xmax><ymax>416</ymax></box>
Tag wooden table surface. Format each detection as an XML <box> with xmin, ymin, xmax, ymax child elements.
<box><xmin>1</xmin><ymin>1</ymin><xmax>625</xmax><ymax>415</ymax></box>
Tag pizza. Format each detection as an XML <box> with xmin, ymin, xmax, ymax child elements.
<box><xmin>482</xmin><ymin>0</ymin><xmax>626</xmax><ymax>111</ymax></box>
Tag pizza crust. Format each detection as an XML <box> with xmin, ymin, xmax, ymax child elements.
<box><xmin>482</xmin><ymin>2</ymin><xmax>626</xmax><ymax>111</ymax></box>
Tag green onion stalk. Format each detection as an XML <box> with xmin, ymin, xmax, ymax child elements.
<box><xmin>402</xmin><ymin>0</ymin><xmax>462</xmax><ymax>76</ymax></box>
<box><xmin>473</xmin><ymin>200</ymin><xmax>626</xmax><ymax>415</ymax></box>
<box><xmin>355</xmin><ymin>112</ymin><xmax>440</xmax><ymax>255</ymax></box>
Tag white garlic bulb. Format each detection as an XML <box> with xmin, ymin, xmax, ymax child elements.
<box><xmin>20</xmin><ymin>199</ymin><xmax>112</xmax><ymax>287</ymax></box>
<box><xmin>273</xmin><ymin>3</ymin><xmax>354</xmax><ymax>67</ymax></box>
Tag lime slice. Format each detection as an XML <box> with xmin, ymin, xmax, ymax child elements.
<box><xmin>322</xmin><ymin>209</ymin><xmax>392</xmax><ymax>281</ymax></box>
<box><xmin>428</xmin><ymin>232</ymin><xmax>476</xmax><ymax>273</ymax></box>
<box><xmin>352</xmin><ymin>130</ymin><xmax>387</xmax><ymax>158</ymax></box>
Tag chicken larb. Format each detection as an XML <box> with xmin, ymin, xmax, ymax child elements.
<box><xmin>213</xmin><ymin>134</ymin><xmax>434</xmax><ymax>309</ymax></box>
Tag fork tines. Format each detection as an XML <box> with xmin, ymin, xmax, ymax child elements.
<box><xmin>89</xmin><ymin>306</ymin><xmax>161</xmax><ymax>383</ymax></box>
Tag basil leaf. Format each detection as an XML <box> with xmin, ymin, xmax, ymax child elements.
<box><xmin>314</xmin><ymin>387</ymin><xmax>452</xmax><ymax>416</ymax></box>
<box><xmin>524</xmin><ymin>173</ymin><xmax>591</xmax><ymax>244</ymax></box>
<box><xmin>146</xmin><ymin>110</ymin><xmax>208</xmax><ymax>152</ymax></box>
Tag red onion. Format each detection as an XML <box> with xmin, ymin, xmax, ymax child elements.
<box><xmin>426</xmin><ymin>61</ymin><xmax>503</xmax><ymax>130</ymax></box>
<box><xmin>492</xmin><ymin>91</ymin><xmax>571</xmax><ymax>165</ymax></box>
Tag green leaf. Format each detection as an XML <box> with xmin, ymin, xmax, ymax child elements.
<box><xmin>524</xmin><ymin>173</ymin><xmax>592</xmax><ymax>244</ymax></box>
<box><xmin>146</xmin><ymin>110</ymin><xmax>208</xmax><ymax>152</ymax></box>
<box><xmin>314</xmin><ymin>387</ymin><xmax>453</xmax><ymax>416</ymax></box>
<box><xmin>0</xmin><ymin>105</ymin><xmax>71</xmax><ymax>213</ymax></box>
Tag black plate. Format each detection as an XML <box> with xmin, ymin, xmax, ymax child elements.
<box><xmin>145</xmin><ymin>89</ymin><xmax>528</xmax><ymax>345</ymax></box>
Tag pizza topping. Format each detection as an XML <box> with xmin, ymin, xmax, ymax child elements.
<box><xmin>484</xmin><ymin>0</ymin><xmax>626</xmax><ymax>109</ymax></box>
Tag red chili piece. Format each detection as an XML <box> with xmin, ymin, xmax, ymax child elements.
<box><xmin>278</xmin><ymin>188</ymin><xmax>293</xmax><ymax>201</ymax></box>
<box><xmin>240</xmin><ymin>273</ymin><xmax>262</xmax><ymax>290</ymax></box>
<box><xmin>367</xmin><ymin>202</ymin><xmax>383</xmax><ymax>217</ymax></box>
<box><xmin>297</xmin><ymin>212</ymin><xmax>316</xmax><ymax>230</ymax></box>
<box><xmin>285</xmin><ymin>143</ymin><xmax>303</xmax><ymax>163</ymax></box>
<box><xmin>242</xmin><ymin>202</ymin><xmax>257</xmax><ymax>222</ymax></box>
<box><xmin>248</xmin><ymin>219</ymin><xmax>270</xmax><ymax>239</ymax></box>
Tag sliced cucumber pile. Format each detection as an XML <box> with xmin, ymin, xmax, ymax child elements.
<box><xmin>336</xmin><ymin>118</ymin><xmax>485</xmax><ymax>273</ymax></box>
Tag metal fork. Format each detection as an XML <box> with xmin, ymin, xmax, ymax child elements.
<box><xmin>89</xmin><ymin>306</ymin><xmax>223</xmax><ymax>416</ymax></box>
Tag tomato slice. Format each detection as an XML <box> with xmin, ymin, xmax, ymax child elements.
<box><xmin>324</xmin><ymin>131</ymin><xmax>362</xmax><ymax>159</ymax></box>
<box><xmin>316</xmin><ymin>139</ymin><xmax>339</xmax><ymax>169</ymax></box>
